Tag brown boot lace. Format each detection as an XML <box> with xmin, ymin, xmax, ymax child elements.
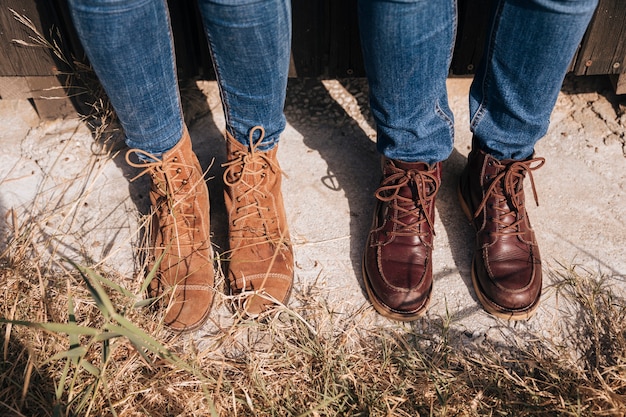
<box><xmin>125</xmin><ymin>149</ymin><xmax>206</xmax><ymax>256</ymax></box>
<box><xmin>375</xmin><ymin>163</ymin><xmax>439</xmax><ymax>238</ymax></box>
<box><xmin>473</xmin><ymin>157</ymin><xmax>545</xmax><ymax>237</ymax></box>
<box><xmin>222</xmin><ymin>127</ymin><xmax>286</xmax><ymax>246</ymax></box>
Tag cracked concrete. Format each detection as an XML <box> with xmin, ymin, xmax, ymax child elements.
<box><xmin>0</xmin><ymin>74</ymin><xmax>624</xmax><ymax>341</ymax></box>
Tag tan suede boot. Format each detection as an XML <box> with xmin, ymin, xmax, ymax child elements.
<box><xmin>126</xmin><ymin>127</ymin><xmax>214</xmax><ymax>331</ymax></box>
<box><xmin>222</xmin><ymin>126</ymin><xmax>293</xmax><ymax>316</ymax></box>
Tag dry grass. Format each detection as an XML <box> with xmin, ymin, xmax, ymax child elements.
<box><xmin>1</xmin><ymin>237</ymin><xmax>626</xmax><ymax>417</ymax></box>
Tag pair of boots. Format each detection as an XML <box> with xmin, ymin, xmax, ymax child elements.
<box><xmin>126</xmin><ymin>126</ymin><xmax>293</xmax><ymax>332</ymax></box>
<box><xmin>363</xmin><ymin>140</ymin><xmax>545</xmax><ymax>321</ymax></box>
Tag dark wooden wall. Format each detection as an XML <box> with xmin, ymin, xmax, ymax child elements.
<box><xmin>0</xmin><ymin>0</ymin><xmax>77</xmax><ymax>115</ymax></box>
<box><xmin>574</xmin><ymin>1</ymin><xmax>626</xmax><ymax>76</ymax></box>
<box><xmin>164</xmin><ymin>0</ymin><xmax>626</xmax><ymax>79</ymax></box>
<box><xmin>1</xmin><ymin>0</ymin><xmax>625</xmax><ymax>118</ymax></box>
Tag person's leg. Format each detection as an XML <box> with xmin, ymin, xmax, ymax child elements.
<box><xmin>358</xmin><ymin>0</ymin><xmax>456</xmax><ymax>320</ymax></box>
<box><xmin>198</xmin><ymin>0</ymin><xmax>293</xmax><ymax>316</ymax></box>
<box><xmin>68</xmin><ymin>0</ymin><xmax>184</xmax><ymax>154</ymax></box>
<box><xmin>358</xmin><ymin>0</ymin><xmax>456</xmax><ymax>164</ymax></box>
<box><xmin>470</xmin><ymin>0</ymin><xmax>598</xmax><ymax>159</ymax></box>
<box><xmin>68</xmin><ymin>0</ymin><xmax>214</xmax><ymax>332</ymax></box>
<box><xmin>198</xmin><ymin>0</ymin><xmax>290</xmax><ymax>150</ymax></box>
<box><xmin>459</xmin><ymin>0</ymin><xmax>598</xmax><ymax>319</ymax></box>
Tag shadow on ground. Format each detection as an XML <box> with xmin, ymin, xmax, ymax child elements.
<box><xmin>284</xmin><ymin>78</ymin><xmax>480</xmax><ymax>307</ymax></box>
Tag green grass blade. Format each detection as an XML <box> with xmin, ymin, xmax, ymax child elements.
<box><xmin>139</xmin><ymin>252</ymin><xmax>163</xmax><ymax>294</ymax></box>
<box><xmin>133</xmin><ymin>298</ymin><xmax>156</xmax><ymax>309</ymax></box>
<box><xmin>48</xmin><ymin>346</ymin><xmax>88</xmax><ymax>364</ymax></box>
<box><xmin>82</xmin><ymin>266</ymin><xmax>135</xmax><ymax>298</ymax></box>
<box><xmin>68</xmin><ymin>295</ymin><xmax>79</xmax><ymax>350</ymax></box>
<box><xmin>69</xmin><ymin>261</ymin><xmax>117</xmax><ymax>320</ymax></box>
<box><xmin>0</xmin><ymin>319</ymin><xmax>100</xmax><ymax>336</ymax></box>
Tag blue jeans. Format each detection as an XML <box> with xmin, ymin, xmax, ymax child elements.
<box><xmin>68</xmin><ymin>0</ymin><xmax>291</xmax><ymax>155</ymax></box>
<box><xmin>359</xmin><ymin>0</ymin><xmax>598</xmax><ymax>163</ymax></box>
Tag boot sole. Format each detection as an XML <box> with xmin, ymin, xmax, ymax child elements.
<box><xmin>361</xmin><ymin>253</ymin><xmax>430</xmax><ymax>321</ymax></box>
<box><xmin>457</xmin><ymin>181</ymin><xmax>540</xmax><ymax>320</ymax></box>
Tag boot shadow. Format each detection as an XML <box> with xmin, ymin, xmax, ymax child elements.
<box><xmin>436</xmin><ymin>148</ymin><xmax>481</xmax><ymax>314</ymax></box>
<box><xmin>180</xmin><ymin>81</ymin><xmax>229</xmax><ymax>260</ymax></box>
<box><xmin>284</xmin><ymin>77</ymin><xmax>379</xmax><ymax>299</ymax></box>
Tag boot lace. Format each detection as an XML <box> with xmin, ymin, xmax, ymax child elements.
<box><xmin>375</xmin><ymin>163</ymin><xmax>439</xmax><ymax>237</ymax></box>
<box><xmin>473</xmin><ymin>157</ymin><xmax>545</xmax><ymax>236</ymax></box>
<box><xmin>126</xmin><ymin>149</ymin><xmax>204</xmax><ymax>248</ymax></box>
<box><xmin>222</xmin><ymin>127</ymin><xmax>283</xmax><ymax>242</ymax></box>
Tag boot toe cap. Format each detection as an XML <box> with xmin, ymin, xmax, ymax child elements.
<box><xmin>163</xmin><ymin>286</ymin><xmax>214</xmax><ymax>332</ymax></box>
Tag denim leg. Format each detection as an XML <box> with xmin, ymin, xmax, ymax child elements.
<box><xmin>68</xmin><ymin>0</ymin><xmax>184</xmax><ymax>155</ymax></box>
<box><xmin>358</xmin><ymin>0</ymin><xmax>457</xmax><ymax>165</ymax></box>
<box><xmin>470</xmin><ymin>0</ymin><xmax>598</xmax><ymax>160</ymax></box>
<box><xmin>198</xmin><ymin>0</ymin><xmax>291</xmax><ymax>149</ymax></box>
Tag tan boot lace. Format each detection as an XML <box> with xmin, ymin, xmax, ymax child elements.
<box><xmin>125</xmin><ymin>149</ymin><xmax>203</xmax><ymax>249</ymax></box>
<box><xmin>375</xmin><ymin>164</ymin><xmax>439</xmax><ymax>237</ymax></box>
<box><xmin>222</xmin><ymin>127</ymin><xmax>284</xmax><ymax>243</ymax></box>
<box><xmin>473</xmin><ymin>157</ymin><xmax>545</xmax><ymax>236</ymax></box>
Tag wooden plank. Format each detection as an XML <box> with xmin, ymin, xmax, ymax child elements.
<box><xmin>610</xmin><ymin>73</ymin><xmax>626</xmax><ymax>94</ymax></box>
<box><xmin>327</xmin><ymin>0</ymin><xmax>364</xmax><ymax>77</ymax></box>
<box><xmin>50</xmin><ymin>0</ymin><xmax>88</xmax><ymax>63</ymax></box>
<box><xmin>291</xmin><ymin>0</ymin><xmax>325</xmax><ymax>77</ymax></box>
<box><xmin>26</xmin><ymin>75</ymin><xmax>76</xmax><ymax>119</ymax></box>
<box><xmin>0</xmin><ymin>76</ymin><xmax>31</xmax><ymax>99</ymax></box>
<box><xmin>0</xmin><ymin>0</ymin><xmax>67</xmax><ymax>76</ymax></box>
<box><xmin>4</xmin><ymin>0</ymin><xmax>625</xmax><ymax>113</ymax></box>
<box><xmin>573</xmin><ymin>0</ymin><xmax>626</xmax><ymax>76</ymax></box>
<box><xmin>167</xmin><ymin>1</ymin><xmax>213</xmax><ymax>80</ymax></box>
<box><xmin>451</xmin><ymin>0</ymin><xmax>492</xmax><ymax>75</ymax></box>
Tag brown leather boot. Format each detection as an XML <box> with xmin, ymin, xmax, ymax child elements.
<box><xmin>222</xmin><ymin>127</ymin><xmax>294</xmax><ymax>316</ymax></box>
<box><xmin>458</xmin><ymin>140</ymin><xmax>545</xmax><ymax>320</ymax></box>
<box><xmin>362</xmin><ymin>157</ymin><xmax>441</xmax><ymax>321</ymax></box>
<box><xmin>126</xmin><ymin>127</ymin><xmax>214</xmax><ymax>332</ymax></box>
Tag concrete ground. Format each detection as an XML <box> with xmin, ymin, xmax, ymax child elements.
<box><xmin>0</xmin><ymin>75</ymin><xmax>624</xmax><ymax>340</ymax></box>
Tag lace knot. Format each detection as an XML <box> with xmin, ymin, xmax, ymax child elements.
<box><xmin>374</xmin><ymin>162</ymin><xmax>439</xmax><ymax>237</ymax></box>
<box><xmin>473</xmin><ymin>156</ymin><xmax>545</xmax><ymax>235</ymax></box>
